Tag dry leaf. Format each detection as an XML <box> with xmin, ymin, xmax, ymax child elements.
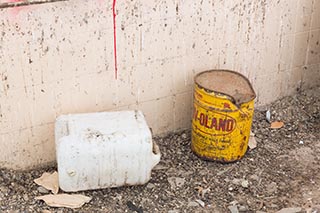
<box><xmin>270</xmin><ymin>121</ymin><xmax>284</xmax><ymax>129</ymax></box>
<box><xmin>248</xmin><ymin>132</ymin><xmax>257</xmax><ymax>150</ymax></box>
<box><xmin>34</xmin><ymin>172</ymin><xmax>59</xmax><ymax>194</ymax></box>
<box><xmin>35</xmin><ymin>194</ymin><xmax>91</xmax><ymax>209</ymax></box>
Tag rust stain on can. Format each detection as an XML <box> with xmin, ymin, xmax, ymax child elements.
<box><xmin>191</xmin><ymin>70</ymin><xmax>256</xmax><ymax>162</ymax></box>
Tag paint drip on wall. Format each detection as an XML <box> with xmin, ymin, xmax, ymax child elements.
<box><xmin>112</xmin><ymin>0</ymin><xmax>118</xmax><ymax>79</ymax></box>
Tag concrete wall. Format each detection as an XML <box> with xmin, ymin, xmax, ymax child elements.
<box><xmin>0</xmin><ymin>0</ymin><xmax>319</xmax><ymax>169</ymax></box>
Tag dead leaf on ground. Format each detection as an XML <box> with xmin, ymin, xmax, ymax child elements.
<box><xmin>34</xmin><ymin>172</ymin><xmax>59</xmax><ymax>194</ymax></box>
<box><xmin>248</xmin><ymin>131</ymin><xmax>257</xmax><ymax>150</ymax></box>
<box><xmin>270</xmin><ymin>121</ymin><xmax>284</xmax><ymax>129</ymax></box>
<box><xmin>35</xmin><ymin>194</ymin><xmax>91</xmax><ymax>209</ymax></box>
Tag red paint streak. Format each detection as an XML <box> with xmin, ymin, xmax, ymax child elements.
<box><xmin>7</xmin><ymin>0</ymin><xmax>25</xmax><ymax>18</ymax></box>
<box><xmin>112</xmin><ymin>0</ymin><xmax>118</xmax><ymax>79</ymax></box>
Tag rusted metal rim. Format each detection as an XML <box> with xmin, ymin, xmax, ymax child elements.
<box><xmin>194</xmin><ymin>69</ymin><xmax>256</xmax><ymax>105</ymax></box>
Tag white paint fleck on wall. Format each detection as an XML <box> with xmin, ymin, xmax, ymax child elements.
<box><xmin>0</xmin><ymin>0</ymin><xmax>319</xmax><ymax>169</ymax></box>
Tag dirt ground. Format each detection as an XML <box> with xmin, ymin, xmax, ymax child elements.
<box><xmin>0</xmin><ymin>87</ymin><xmax>319</xmax><ymax>213</ymax></box>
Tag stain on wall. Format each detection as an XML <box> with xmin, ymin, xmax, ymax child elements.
<box><xmin>0</xmin><ymin>0</ymin><xmax>319</xmax><ymax>169</ymax></box>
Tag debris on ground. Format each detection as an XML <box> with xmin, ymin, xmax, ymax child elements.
<box><xmin>276</xmin><ymin>207</ymin><xmax>302</xmax><ymax>213</ymax></box>
<box><xmin>241</xmin><ymin>180</ymin><xmax>249</xmax><ymax>188</ymax></box>
<box><xmin>228</xmin><ymin>204</ymin><xmax>239</xmax><ymax>213</ymax></box>
<box><xmin>167</xmin><ymin>177</ymin><xmax>185</xmax><ymax>189</ymax></box>
<box><xmin>187</xmin><ymin>201</ymin><xmax>199</xmax><ymax>207</ymax></box>
<box><xmin>195</xmin><ymin>199</ymin><xmax>205</xmax><ymax>207</ymax></box>
<box><xmin>35</xmin><ymin>194</ymin><xmax>91</xmax><ymax>209</ymax></box>
<box><xmin>34</xmin><ymin>172</ymin><xmax>59</xmax><ymax>194</ymax></box>
<box><xmin>248</xmin><ymin>131</ymin><xmax>257</xmax><ymax>150</ymax></box>
<box><xmin>0</xmin><ymin>87</ymin><xmax>319</xmax><ymax>212</ymax></box>
<box><xmin>266</xmin><ymin>110</ymin><xmax>271</xmax><ymax>123</ymax></box>
<box><xmin>270</xmin><ymin>121</ymin><xmax>285</xmax><ymax>129</ymax></box>
<box><xmin>126</xmin><ymin>201</ymin><xmax>143</xmax><ymax>213</ymax></box>
<box><xmin>195</xmin><ymin>186</ymin><xmax>210</xmax><ymax>198</ymax></box>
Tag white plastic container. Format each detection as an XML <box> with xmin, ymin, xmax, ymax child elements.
<box><xmin>55</xmin><ymin>110</ymin><xmax>161</xmax><ymax>192</ymax></box>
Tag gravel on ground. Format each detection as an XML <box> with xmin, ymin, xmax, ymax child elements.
<box><xmin>0</xmin><ymin>87</ymin><xmax>319</xmax><ymax>212</ymax></box>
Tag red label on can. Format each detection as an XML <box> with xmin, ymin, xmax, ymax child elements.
<box><xmin>193</xmin><ymin>108</ymin><xmax>236</xmax><ymax>136</ymax></box>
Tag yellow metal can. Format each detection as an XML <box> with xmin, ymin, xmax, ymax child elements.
<box><xmin>191</xmin><ymin>70</ymin><xmax>256</xmax><ymax>162</ymax></box>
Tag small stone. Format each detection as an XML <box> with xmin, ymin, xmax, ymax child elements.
<box><xmin>167</xmin><ymin>177</ymin><xmax>185</xmax><ymax>189</ymax></box>
<box><xmin>195</xmin><ymin>199</ymin><xmax>205</xmax><ymax>207</ymax></box>
<box><xmin>276</xmin><ymin>207</ymin><xmax>302</xmax><ymax>213</ymax></box>
<box><xmin>187</xmin><ymin>201</ymin><xmax>199</xmax><ymax>207</ymax></box>
<box><xmin>232</xmin><ymin>178</ymin><xmax>241</xmax><ymax>185</ymax></box>
<box><xmin>248</xmin><ymin>132</ymin><xmax>257</xmax><ymax>150</ymax></box>
<box><xmin>181</xmin><ymin>133</ymin><xmax>187</xmax><ymax>139</ymax></box>
<box><xmin>241</xmin><ymin>180</ymin><xmax>249</xmax><ymax>188</ymax></box>
<box><xmin>266</xmin><ymin>182</ymin><xmax>277</xmax><ymax>194</ymax></box>
<box><xmin>168</xmin><ymin>210</ymin><xmax>179</xmax><ymax>213</ymax></box>
<box><xmin>228</xmin><ymin>205</ymin><xmax>239</xmax><ymax>213</ymax></box>
<box><xmin>23</xmin><ymin>194</ymin><xmax>29</xmax><ymax>201</ymax></box>
<box><xmin>299</xmin><ymin>140</ymin><xmax>304</xmax><ymax>145</ymax></box>
<box><xmin>229</xmin><ymin>200</ymin><xmax>239</xmax><ymax>206</ymax></box>
<box><xmin>239</xmin><ymin>205</ymin><xmax>248</xmax><ymax>212</ymax></box>
<box><xmin>249</xmin><ymin>174</ymin><xmax>259</xmax><ymax>181</ymax></box>
<box><xmin>146</xmin><ymin>183</ymin><xmax>155</xmax><ymax>189</ymax></box>
<box><xmin>175</xmin><ymin>177</ymin><xmax>185</xmax><ymax>187</ymax></box>
<box><xmin>37</xmin><ymin>186</ymin><xmax>49</xmax><ymax>194</ymax></box>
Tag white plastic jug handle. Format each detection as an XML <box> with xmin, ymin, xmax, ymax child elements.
<box><xmin>151</xmin><ymin>141</ymin><xmax>161</xmax><ymax>168</ymax></box>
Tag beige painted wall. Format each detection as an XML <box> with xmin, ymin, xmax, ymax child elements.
<box><xmin>0</xmin><ymin>0</ymin><xmax>319</xmax><ymax>169</ymax></box>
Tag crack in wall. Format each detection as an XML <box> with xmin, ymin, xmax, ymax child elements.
<box><xmin>0</xmin><ymin>0</ymin><xmax>68</xmax><ymax>9</ymax></box>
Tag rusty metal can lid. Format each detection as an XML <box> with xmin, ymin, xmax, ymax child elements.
<box><xmin>195</xmin><ymin>70</ymin><xmax>256</xmax><ymax>105</ymax></box>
